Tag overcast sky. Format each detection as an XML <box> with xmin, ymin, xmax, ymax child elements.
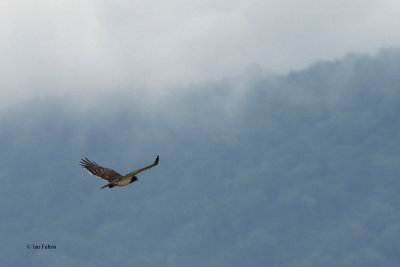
<box><xmin>1</xmin><ymin>0</ymin><xmax>400</xmax><ymax>106</ymax></box>
<box><xmin>1</xmin><ymin>1</ymin><xmax>400</xmax><ymax>265</ymax></box>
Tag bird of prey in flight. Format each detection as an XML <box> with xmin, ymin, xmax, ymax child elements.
<box><xmin>80</xmin><ymin>155</ymin><xmax>159</xmax><ymax>190</ymax></box>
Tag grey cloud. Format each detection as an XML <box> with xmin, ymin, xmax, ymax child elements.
<box><xmin>1</xmin><ymin>1</ymin><xmax>400</xmax><ymax>110</ymax></box>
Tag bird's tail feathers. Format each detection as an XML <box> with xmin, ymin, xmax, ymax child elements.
<box><xmin>99</xmin><ymin>183</ymin><xmax>113</xmax><ymax>190</ymax></box>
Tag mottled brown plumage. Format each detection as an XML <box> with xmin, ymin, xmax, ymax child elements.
<box><xmin>80</xmin><ymin>158</ymin><xmax>123</xmax><ymax>182</ymax></box>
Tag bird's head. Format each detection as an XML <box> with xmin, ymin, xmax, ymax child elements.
<box><xmin>130</xmin><ymin>176</ymin><xmax>138</xmax><ymax>183</ymax></box>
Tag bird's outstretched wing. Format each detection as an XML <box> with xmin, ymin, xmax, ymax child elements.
<box><xmin>126</xmin><ymin>155</ymin><xmax>159</xmax><ymax>176</ymax></box>
<box><xmin>80</xmin><ymin>158</ymin><xmax>123</xmax><ymax>182</ymax></box>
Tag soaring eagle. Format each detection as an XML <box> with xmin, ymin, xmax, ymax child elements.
<box><xmin>80</xmin><ymin>155</ymin><xmax>159</xmax><ymax>189</ymax></box>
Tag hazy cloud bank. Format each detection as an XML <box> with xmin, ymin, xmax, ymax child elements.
<box><xmin>1</xmin><ymin>0</ymin><xmax>400</xmax><ymax>110</ymax></box>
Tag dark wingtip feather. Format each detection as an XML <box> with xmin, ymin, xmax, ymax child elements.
<box><xmin>80</xmin><ymin>158</ymin><xmax>86</xmax><ymax>167</ymax></box>
<box><xmin>154</xmin><ymin>155</ymin><xmax>159</xmax><ymax>165</ymax></box>
<box><xmin>80</xmin><ymin>157</ymin><xmax>98</xmax><ymax>168</ymax></box>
